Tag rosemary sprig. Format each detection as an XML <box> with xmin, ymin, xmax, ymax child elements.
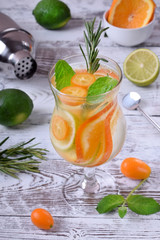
<box><xmin>0</xmin><ymin>137</ymin><xmax>48</xmax><ymax>178</ymax></box>
<box><xmin>79</xmin><ymin>18</ymin><xmax>109</xmax><ymax>74</ymax></box>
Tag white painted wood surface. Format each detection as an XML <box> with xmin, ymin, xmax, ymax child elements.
<box><xmin>0</xmin><ymin>0</ymin><xmax>160</xmax><ymax>239</ymax></box>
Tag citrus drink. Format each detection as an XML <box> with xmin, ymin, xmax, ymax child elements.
<box><xmin>49</xmin><ymin>55</ymin><xmax>126</xmax><ymax>168</ymax></box>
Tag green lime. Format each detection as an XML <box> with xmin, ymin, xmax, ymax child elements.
<box><xmin>33</xmin><ymin>0</ymin><xmax>71</xmax><ymax>30</ymax></box>
<box><xmin>0</xmin><ymin>89</ymin><xmax>33</xmax><ymax>127</ymax></box>
<box><xmin>123</xmin><ymin>49</ymin><xmax>160</xmax><ymax>86</ymax></box>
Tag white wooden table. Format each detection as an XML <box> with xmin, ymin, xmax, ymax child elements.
<box><xmin>1</xmin><ymin>0</ymin><xmax>160</xmax><ymax>239</ymax></box>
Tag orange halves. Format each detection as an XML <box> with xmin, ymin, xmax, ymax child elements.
<box><xmin>108</xmin><ymin>0</ymin><xmax>156</xmax><ymax>29</ymax></box>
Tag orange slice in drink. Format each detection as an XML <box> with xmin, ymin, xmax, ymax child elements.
<box><xmin>76</xmin><ymin>119</ymin><xmax>106</xmax><ymax>165</ymax></box>
<box><xmin>52</xmin><ymin>115</ymin><xmax>69</xmax><ymax>141</ymax></box>
<box><xmin>108</xmin><ymin>0</ymin><xmax>156</xmax><ymax>28</ymax></box>
<box><xmin>75</xmin><ymin>101</ymin><xmax>116</xmax><ymax>166</ymax></box>
<box><xmin>71</xmin><ymin>72</ymin><xmax>96</xmax><ymax>88</ymax></box>
<box><xmin>92</xmin><ymin>106</ymin><xmax>116</xmax><ymax>167</ymax></box>
<box><xmin>60</xmin><ymin>86</ymin><xmax>87</xmax><ymax>106</ymax></box>
<box><xmin>94</xmin><ymin>69</ymin><xmax>119</xmax><ymax>80</ymax></box>
<box><xmin>50</xmin><ymin>110</ymin><xmax>76</xmax><ymax>150</ymax></box>
<box><xmin>87</xmin><ymin>103</ymin><xmax>117</xmax><ymax>167</ymax></box>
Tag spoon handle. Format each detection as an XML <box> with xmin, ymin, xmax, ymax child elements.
<box><xmin>137</xmin><ymin>106</ymin><xmax>160</xmax><ymax>132</ymax></box>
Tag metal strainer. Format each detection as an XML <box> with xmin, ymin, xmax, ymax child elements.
<box><xmin>0</xmin><ymin>12</ymin><xmax>37</xmax><ymax>79</ymax></box>
<box><xmin>14</xmin><ymin>52</ymin><xmax>37</xmax><ymax>80</ymax></box>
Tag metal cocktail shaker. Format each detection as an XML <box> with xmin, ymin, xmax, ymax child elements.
<box><xmin>0</xmin><ymin>12</ymin><xmax>37</xmax><ymax>79</ymax></box>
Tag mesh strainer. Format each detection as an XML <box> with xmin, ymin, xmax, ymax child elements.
<box><xmin>0</xmin><ymin>12</ymin><xmax>37</xmax><ymax>79</ymax></box>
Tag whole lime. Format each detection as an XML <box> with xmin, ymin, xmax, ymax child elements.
<box><xmin>0</xmin><ymin>89</ymin><xmax>33</xmax><ymax>127</ymax></box>
<box><xmin>32</xmin><ymin>0</ymin><xmax>71</xmax><ymax>30</ymax></box>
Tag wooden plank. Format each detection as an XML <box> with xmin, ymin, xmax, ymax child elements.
<box><xmin>0</xmin><ymin>215</ymin><xmax>160</xmax><ymax>240</ymax></box>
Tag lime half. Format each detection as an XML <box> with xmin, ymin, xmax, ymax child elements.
<box><xmin>123</xmin><ymin>49</ymin><xmax>160</xmax><ymax>86</ymax></box>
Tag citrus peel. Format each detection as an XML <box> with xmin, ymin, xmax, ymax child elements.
<box><xmin>108</xmin><ymin>0</ymin><xmax>156</xmax><ymax>28</ymax></box>
<box><xmin>75</xmin><ymin>101</ymin><xmax>116</xmax><ymax>166</ymax></box>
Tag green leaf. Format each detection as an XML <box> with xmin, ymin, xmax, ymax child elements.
<box><xmin>127</xmin><ymin>195</ymin><xmax>160</xmax><ymax>215</ymax></box>
<box><xmin>55</xmin><ymin>60</ymin><xmax>75</xmax><ymax>90</ymax></box>
<box><xmin>87</xmin><ymin>76</ymin><xmax>118</xmax><ymax>101</ymax></box>
<box><xmin>118</xmin><ymin>206</ymin><xmax>127</xmax><ymax>218</ymax></box>
<box><xmin>96</xmin><ymin>194</ymin><xmax>124</xmax><ymax>214</ymax></box>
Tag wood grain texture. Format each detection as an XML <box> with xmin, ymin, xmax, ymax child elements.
<box><xmin>1</xmin><ymin>0</ymin><xmax>160</xmax><ymax>239</ymax></box>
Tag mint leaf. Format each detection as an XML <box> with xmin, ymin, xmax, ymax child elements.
<box><xmin>87</xmin><ymin>76</ymin><xmax>118</xmax><ymax>100</ymax></box>
<box><xmin>118</xmin><ymin>206</ymin><xmax>127</xmax><ymax>218</ymax></box>
<box><xmin>55</xmin><ymin>60</ymin><xmax>75</xmax><ymax>90</ymax></box>
<box><xmin>96</xmin><ymin>194</ymin><xmax>124</xmax><ymax>214</ymax></box>
<box><xmin>127</xmin><ymin>195</ymin><xmax>160</xmax><ymax>215</ymax></box>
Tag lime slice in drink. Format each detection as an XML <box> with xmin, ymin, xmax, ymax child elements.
<box><xmin>50</xmin><ymin>110</ymin><xmax>76</xmax><ymax>150</ymax></box>
<box><xmin>123</xmin><ymin>49</ymin><xmax>160</xmax><ymax>86</ymax></box>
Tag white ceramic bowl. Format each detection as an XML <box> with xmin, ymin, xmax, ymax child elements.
<box><xmin>103</xmin><ymin>11</ymin><xmax>155</xmax><ymax>47</ymax></box>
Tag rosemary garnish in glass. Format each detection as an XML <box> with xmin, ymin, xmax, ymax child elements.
<box><xmin>79</xmin><ymin>18</ymin><xmax>109</xmax><ymax>74</ymax></box>
<box><xmin>0</xmin><ymin>137</ymin><xmax>48</xmax><ymax>178</ymax></box>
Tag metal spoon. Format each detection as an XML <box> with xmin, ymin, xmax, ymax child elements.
<box><xmin>122</xmin><ymin>92</ymin><xmax>160</xmax><ymax>132</ymax></box>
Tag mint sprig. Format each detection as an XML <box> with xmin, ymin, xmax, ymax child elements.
<box><xmin>55</xmin><ymin>60</ymin><xmax>75</xmax><ymax>90</ymax></box>
<box><xmin>96</xmin><ymin>195</ymin><xmax>124</xmax><ymax>214</ymax></box>
<box><xmin>96</xmin><ymin>178</ymin><xmax>160</xmax><ymax>218</ymax></box>
<box><xmin>127</xmin><ymin>195</ymin><xmax>160</xmax><ymax>215</ymax></box>
<box><xmin>118</xmin><ymin>206</ymin><xmax>127</xmax><ymax>218</ymax></box>
<box><xmin>87</xmin><ymin>76</ymin><xmax>118</xmax><ymax>101</ymax></box>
